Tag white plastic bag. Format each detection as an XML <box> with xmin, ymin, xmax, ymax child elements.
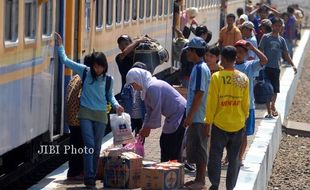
<box><xmin>110</xmin><ymin>113</ymin><xmax>135</xmax><ymax>145</ymax></box>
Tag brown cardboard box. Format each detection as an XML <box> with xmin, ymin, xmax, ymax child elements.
<box><xmin>103</xmin><ymin>152</ymin><xmax>142</xmax><ymax>189</ymax></box>
<box><xmin>142</xmin><ymin>165</ymin><xmax>183</xmax><ymax>190</ymax></box>
<box><xmin>156</xmin><ymin>162</ymin><xmax>184</xmax><ymax>188</ymax></box>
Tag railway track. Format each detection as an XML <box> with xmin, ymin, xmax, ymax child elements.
<box><xmin>0</xmin><ymin>137</ymin><xmax>69</xmax><ymax>190</ymax></box>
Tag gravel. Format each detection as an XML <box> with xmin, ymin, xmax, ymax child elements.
<box><xmin>288</xmin><ymin>48</ymin><xmax>310</xmax><ymax>123</ymax></box>
<box><xmin>267</xmin><ymin>135</ymin><xmax>310</xmax><ymax>190</ymax></box>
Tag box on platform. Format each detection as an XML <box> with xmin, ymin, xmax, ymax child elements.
<box><xmin>142</xmin><ymin>161</ymin><xmax>184</xmax><ymax>190</ymax></box>
<box><xmin>103</xmin><ymin>151</ymin><xmax>143</xmax><ymax>189</ymax></box>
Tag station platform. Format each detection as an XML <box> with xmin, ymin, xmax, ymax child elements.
<box><xmin>29</xmin><ymin>31</ymin><xmax>310</xmax><ymax>190</ymax></box>
<box><xmin>28</xmin><ymin>107</ymin><xmax>264</xmax><ymax>190</ymax></box>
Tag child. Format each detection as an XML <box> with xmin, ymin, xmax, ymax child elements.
<box><xmin>204</xmin><ymin>45</ymin><xmax>223</xmax><ymax>74</ymax></box>
<box><xmin>234</xmin><ymin>39</ymin><xmax>268</xmax><ymax>164</ymax></box>
<box><xmin>259</xmin><ymin>18</ymin><xmax>297</xmax><ymax>118</ymax></box>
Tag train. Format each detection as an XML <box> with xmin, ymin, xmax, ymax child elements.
<box><xmin>0</xmin><ymin>0</ymin><xmax>251</xmax><ymax>186</ymax></box>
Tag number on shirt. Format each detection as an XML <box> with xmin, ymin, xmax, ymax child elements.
<box><xmin>221</xmin><ymin>76</ymin><xmax>232</xmax><ymax>84</ymax></box>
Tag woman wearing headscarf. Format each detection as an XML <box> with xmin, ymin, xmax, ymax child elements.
<box><xmin>126</xmin><ymin>68</ymin><xmax>186</xmax><ymax>162</ymax></box>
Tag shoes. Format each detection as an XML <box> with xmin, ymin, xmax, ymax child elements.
<box><xmin>84</xmin><ymin>178</ymin><xmax>96</xmax><ymax>188</ymax></box>
<box><xmin>184</xmin><ymin>163</ymin><xmax>196</xmax><ymax>173</ymax></box>
<box><xmin>264</xmin><ymin>114</ymin><xmax>273</xmax><ymax>119</ymax></box>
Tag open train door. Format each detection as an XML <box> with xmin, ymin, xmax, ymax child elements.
<box><xmin>52</xmin><ymin>0</ymin><xmax>95</xmax><ymax>139</ymax></box>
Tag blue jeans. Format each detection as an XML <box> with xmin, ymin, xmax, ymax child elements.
<box><xmin>208</xmin><ymin>125</ymin><xmax>244</xmax><ymax>190</ymax></box>
<box><xmin>80</xmin><ymin>119</ymin><xmax>106</xmax><ymax>180</ymax></box>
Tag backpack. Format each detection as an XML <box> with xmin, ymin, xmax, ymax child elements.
<box><xmin>81</xmin><ymin>68</ymin><xmax>112</xmax><ymax>104</ymax></box>
<box><xmin>254</xmin><ymin>70</ymin><xmax>274</xmax><ymax>104</ymax></box>
<box><xmin>66</xmin><ymin>68</ymin><xmax>112</xmax><ymax>126</ymax></box>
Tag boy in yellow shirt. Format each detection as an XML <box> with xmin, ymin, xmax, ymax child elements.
<box><xmin>205</xmin><ymin>46</ymin><xmax>250</xmax><ymax>190</ymax></box>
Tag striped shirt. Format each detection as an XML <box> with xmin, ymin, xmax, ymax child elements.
<box><xmin>186</xmin><ymin>60</ymin><xmax>211</xmax><ymax>123</ymax></box>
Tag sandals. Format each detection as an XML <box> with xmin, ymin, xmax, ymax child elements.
<box><xmin>187</xmin><ymin>181</ymin><xmax>206</xmax><ymax>190</ymax></box>
<box><xmin>265</xmin><ymin>114</ymin><xmax>273</xmax><ymax>119</ymax></box>
<box><xmin>221</xmin><ymin>157</ymin><xmax>228</xmax><ymax>166</ymax></box>
<box><xmin>272</xmin><ymin>110</ymin><xmax>279</xmax><ymax>117</ymax></box>
<box><xmin>184</xmin><ymin>180</ymin><xmax>197</xmax><ymax>187</ymax></box>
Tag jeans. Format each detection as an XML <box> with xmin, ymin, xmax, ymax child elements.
<box><xmin>286</xmin><ymin>39</ymin><xmax>294</xmax><ymax>58</ymax></box>
<box><xmin>208</xmin><ymin>125</ymin><xmax>244</xmax><ymax>190</ymax></box>
<box><xmin>80</xmin><ymin>119</ymin><xmax>107</xmax><ymax>180</ymax></box>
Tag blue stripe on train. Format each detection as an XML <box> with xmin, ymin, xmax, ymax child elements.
<box><xmin>0</xmin><ymin>57</ymin><xmax>44</xmax><ymax>74</ymax></box>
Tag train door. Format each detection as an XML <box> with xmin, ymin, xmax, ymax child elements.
<box><xmin>52</xmin><ymin>0</ymin><xmax>65</xmax><ymax>140</ymax></box>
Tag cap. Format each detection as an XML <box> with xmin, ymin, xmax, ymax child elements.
<box><xmin>117</xmin><ymin>34</ymin><xmax>132</xmax><ymax>44</ymax></box>
<box><xmin>239</xmin><ymin>14</ymin><xmax>249</xmax><ymax>22</ymax></box>
<box><xmin>234</xmin><ymin>40</ymin><xmax>248</xmax><ymax>50</ymax></box>
<box><xmin>185</xmin><ymin>37</ymin><xmax>207</xmax><ymax>49</ymax></box>
<box><xmin>259</xmin><ymin>19</ymin><xmax>272</xmax><ymax>27</ymax></box>
<box><xmin>241</xmin><ymin>21</ymin><xmax>254</xmax><ymax>29</ymax></box>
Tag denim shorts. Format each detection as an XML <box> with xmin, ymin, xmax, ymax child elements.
<box><xmin>246</xmin><ymin>109</ymin><xmax>255</xmax><ymax>136</ymax></box>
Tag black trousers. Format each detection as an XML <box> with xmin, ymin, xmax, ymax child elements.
<box><xmin>208</xmin><ymin>125</ymin><xmax>244</xmax><ymax>190</ymax></box>
<box><xmin>131</xmin><ymin>118</ymin><xmax>143</xmax><ymax>135</ymax></box>
<box><xmin>160</xmin><ymin>113</ymin><xmax>186</xmax><ymax>162</ymax></box>
<box><xmin>67</xmin><ymin>125</ymin><xmax>84</xmax><ymax>177</ymax></box>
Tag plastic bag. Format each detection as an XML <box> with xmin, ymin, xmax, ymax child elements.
<box><xmin>110</xmin><ymin>113</ymin><xmax>135</xmax><ymax>145</ymax></box>
<box><xmin>124</xmin><ymin>136</ymin><xmax>145</xmax><ymax>157</ymax></box>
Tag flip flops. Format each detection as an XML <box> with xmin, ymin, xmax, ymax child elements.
<box><xmin>272</xmin><ymin>110</ymin><xmax>279</xmax><ymax>117</ymax></box>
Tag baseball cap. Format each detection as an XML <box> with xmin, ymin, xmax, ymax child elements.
<box><xmin>234</xmin><ymin>40</ymin><xmax>248</xmax><ymax>50</ymax></box>
<box><xmin>241</xmin><ymin>21</ymin><xmax>254</xmax><ymax>29</ymax></box>
<box><xmin>259</xmin><ymin>19</ymin><xmax>272</xmax><ymax>27</ymax></box>
<box><xmin>185</xmin><ymin>37</ymin><xmax>207</xmax><ymax>49</ymax></box>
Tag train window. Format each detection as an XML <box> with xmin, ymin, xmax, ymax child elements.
<box><xmin>152</xmin><ymin>0</ymin><xmax>157</xmax><ymax>17</ymax></box>
<box><xmin>106</xmin><ymin>0</ymin><xmax>113</xmax><ymax>25</ymax></box>
<box><xmin>139</xmin><ymin>0</ymin><xmax>144</xmax><ymax>19</ymax></box>
<box><xmin>24</xmin><ymin>0</ymin><xmax>37</xmax><ymax>40</ymax></box>
<box><xmin>124</xmin><ymin>0</ymin><xmax>130</xmax><ymax>22</ymax></box>
<box><xmin>164</xmin><ymin>0</ymin><xmax>168</xmax><ymax>15</ymax></box>
<box><xmin>146</xmin><ymin>0</ymin><xmax>151</xmax><ymax>18</ymax></box>
<box><xmin>96</xmin><ymin>0</ymin><xmax>103</xmax><ymax>28</ymax></box>
<box><xmin>116</xmin><ymin>0</ymin><xmax>122</xmax><ymax>23</ymax></box>
<box><xmin>132</xmin><ymin>0</ymin><xmax>137</xmax><ymax>20</ymax></box>
<box><xmin>4</xmin><ymin>0</ymin><xmax>19</xmax><ymax>43</ymax></box>
<box><xmin>42</xmin><ymin>0</ymin><xmax>53</xmax><ymax>36</ymax></box>
<box><xmin>85</xmin><ymin>1</ymin><xmax>91</xmax><ymax>30</ymax></box>
<box><xmin>158</xmin><ymin>0</ymin><xmax>163</xmax><ymax>16</ymax></box>
<box><xmin>186</xmin><ymin>0</ymin><xmax>190</xmax><ymax>8</ymax></box>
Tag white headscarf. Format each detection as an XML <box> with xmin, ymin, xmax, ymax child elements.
<box><xmin>126</xmin><ymin>68</ymin><xmax>156</xmax><ymax>100</ymax></box>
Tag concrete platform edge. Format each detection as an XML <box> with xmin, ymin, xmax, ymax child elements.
<box><xmin>235</xmin><ymin>30</ymin><xmax>310</xmax><ymax>190</ymax></box>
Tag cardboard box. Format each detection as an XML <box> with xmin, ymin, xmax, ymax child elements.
<box><xmin>156</xmin><ymin>162</ymin><xmax>184</xmax><ymax>188</ymax></box>
<box><xmin>142</xmin><ymin>165</ymin><xmax>184</xmax><ymax>190</ymax></box>
<box><xmin>103</xmin><ymin>152</ymin><xmax>142</xmax><ymax>189</ymax></box>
